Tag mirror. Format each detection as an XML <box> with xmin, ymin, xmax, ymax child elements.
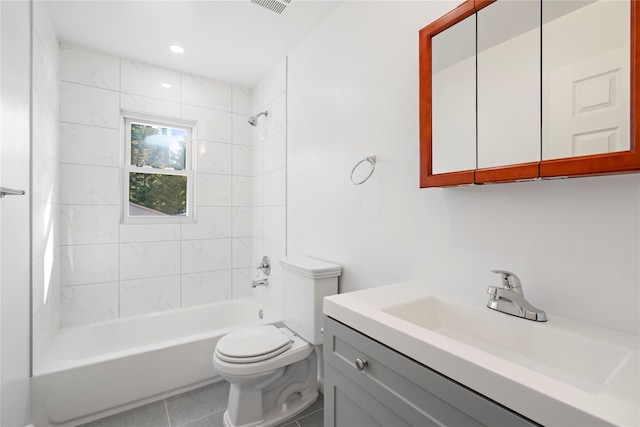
<box><xmin>431</xmin><ymin>13</ymin><xmax>476</xmax><ymax>175</ymax></box>
<box><xmin>477</xmin><ymin>0</ymin><xmax>540</xmax><ymax>169</ymax></box>
<box><xmin>542</xmin><ymin>0</ymin><xmax>631</xmax><ymax>160</ymax></box>
<box><xmin>420</xmin><ymin>0</ymin><xmax>638</xmax><ymax>187</ymax></box>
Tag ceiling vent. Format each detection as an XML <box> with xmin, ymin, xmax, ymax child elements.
<box><xmin>251</xmin><ymin>0</ymin><xmax>292</xmax><ymax>15</ymax></box>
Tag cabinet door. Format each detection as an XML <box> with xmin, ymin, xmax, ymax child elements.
<box><xmin>323</xmin><ymin>316</ymin><xmax>540</xmax><ymax>427</ymax></box>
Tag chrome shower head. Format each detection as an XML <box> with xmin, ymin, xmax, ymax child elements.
<box><xmin>248</xmin><ymin>110</ymin><xmax>268</xmax><ymax>126</ymax></box>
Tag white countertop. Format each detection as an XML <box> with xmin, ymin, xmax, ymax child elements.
<box><xmin>323</xmin><ymin>281</ymin><xmax>639</xmax><ymax>427</ymax></box>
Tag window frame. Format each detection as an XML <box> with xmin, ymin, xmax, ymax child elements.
<box><xmin>121</xmin><ymin>112</ymin><xmax>197</xmax><ymax>224</ymax></box>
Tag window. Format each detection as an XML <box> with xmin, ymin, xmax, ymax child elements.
<box><xmin>122</xmin><ymin>115</ymin><xmax>195</xmax><ymax>223</ymax></box>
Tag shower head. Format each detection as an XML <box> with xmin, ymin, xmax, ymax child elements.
<box><xmin>248</xmin><ymin>110</ymin><xmax>268</xmax><ymax>126</ymax></box>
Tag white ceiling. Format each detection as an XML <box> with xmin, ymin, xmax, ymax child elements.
<box><xmin>44</xmin><ymin>0</ymin><xmax>341</xmax><ymax>88</ymax></box>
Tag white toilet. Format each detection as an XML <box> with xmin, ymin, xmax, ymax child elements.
<box><xmin>212</xmin><ymin>256</ymin><xmax>341</xmax><ymax>427</ymax></box>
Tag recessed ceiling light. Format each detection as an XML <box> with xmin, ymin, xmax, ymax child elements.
<box><xmin>169</xmin><ymin>44</ymin><xmax>185</xmax><ymax>54</ymax></box>
<box><xmin>161</xmin><ymin>83</ymin><xmax>172</xmax><ymax>89</ymax></box>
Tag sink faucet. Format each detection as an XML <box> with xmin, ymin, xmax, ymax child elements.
<box><xmin>486</xmin><ymin>270</ymin><xmax>547</xmax><ymax>322</ymax></box>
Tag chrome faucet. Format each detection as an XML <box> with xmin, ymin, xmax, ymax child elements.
<box><xmin>252</xmin><ymin>256</ymin><xmax>271</xmax><ymax>288</ymax></box>
<box><xmin>486</xmin><ymin>270</ymin><xmax>547</xmax><ymax>322</ymax></box>
<box><xmin>252</xmin><ymin>278</ymin><xmax>269</xmax><ymax>288</ymax></box>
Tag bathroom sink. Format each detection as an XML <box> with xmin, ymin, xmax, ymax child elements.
<box><xmin>382</xmin><ymin>296</ymin><xmax>635</xmax><ymax>393</ymax></box>
<box><xmin>323</xmin><ymin>281</ymin><xmax>640</xmax><ymax>427</ymax></box>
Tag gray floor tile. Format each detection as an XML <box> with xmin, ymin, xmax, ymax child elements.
<box><xmin>295</xmin><ymin>393</ymin><xmax>323</xmax><ymax>420</ymax></box>
<box><xmin>295</xmin><ymin>409</ymin><xmax>323</xmax><ymax>427</ymax></box>
<box><xmin>178</xmin><ymin>409</ymin><xmax>225</xmax><ymax>427</ymax></box>
<box><xmin>77</xmin><ymin>401</ymin><xmax>170</xmax><ymax>427</ymax></box>
<box><xmin>166</xmin><ymin>381</ymin><xmax>229</xmax><ymax>426</ymax></box>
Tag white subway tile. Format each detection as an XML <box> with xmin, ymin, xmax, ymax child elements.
<box><xmin>182</xmin><ymin>104</ymin><xmax>232</xmax><ymax>143</ymax></box>
<box><xmin>120</xmin><ymin>93</ymin><xmax>181</xmax><ymax>118</ymax></box>
<box><xmin>60</xmin><ymin>282</ymin><xmax>118</xmax><ymax>327</ymax></box>
<box><xmin>59</xmin><ymin>164</ymin><xmax>119</xmax><ymax>205</ymax></box>
<box><xmin>232</xmin><ymin>237</ymin><xmax>253</xmax><ymax>269</ymax></box>
<box><xmin>181</xmin><ymin>239</ymin><xmax>232</xmax><ymax>273</ymax></box>
<box><xmin>60</xmin><ymin>244</ymin><xmax>119</xmax><ymax>286</ymax></box>
<box><xmin>182</xmin><ymin>73</ymin><xmax>231</xmax><ymax>111</ymax></box>
<box><xmin>120</xmin><ymin>241</ymin><xmax>181</xmax><ymax>280</ymax></box>
<box><xmin>232</xmin><ymin>207</ymin><xmax>252</xmax><ymax>237</ymax></box>
<box><xmin>266</xmin><ymin>93</ymin><xmax>286</xmax><ymax>138</ymax></box>
<box><xmin>197</xmin><ymin>174</ymin><xmax>232</xmax><ymax>206</ymax></box>
<box><xmin>232</xmin><ymin>268</ymin><xmax>253</xmax><ymax>299</ymax></box>
<box><xmin>253</xmin><ymin>175</ymin><xmax>265</xmax><ymax>206</ymax></box>
<box><xmin>182</xmin><ymin>207</ymin><xmax>232</xmax><ymax>240</ymax></box>
<box><xmin>233</xmin><ymin>113</ymin><xmax>253</xmax><ymax>146</ymax></box>
<box><xmin>181</xmin><ymin>270</ymin><xmax>232</xmax><ymax>307</ymax></box>
<box><xmin>59</xmin><ymin>123</ymin><xmax>120</xmax><ymax>167</ymax></box>
<box><xmin>264</xmin><ymin>169</ymin><xmax>286</xmax><ymax>206</ymax></box>
<box><xmin>197</xmin><ymin>140</ymin><xmax>232</xmax><ymax>175</ymax></box>
<box><xmin>264</xmin><ymin>206</ymin><xmax>286</xmax><ymax>243</ymax></box>
<box><xmin>120</xmin><ymin>275</ymin><xmax>180</xmax><ymax>317</ymax></box>
<box><xmin>59</xmin><ymin>205</ymin><xmax>120</xmax><ymax>245</ymax></box>
<box><xmin>232</xmin><ymin>176</ymin><xmax>253</xmax><ymax>207</ymax></box>
<box><xmin>119</xmin><ymin>223</ymin><xmax>180</xmax><ymax>243</ymax></box>
<box><xmin>32</xmin><ymin>153</ymin><xmax>58</xmax><ymax>205</ymax></box>
<box><xmin>253</xmin><ymin>141</ymin><xmax>264</xmax><ymax>176</ymax></box>
<box><xmin>60</xmin><ymin>81</ymin><xmax>120</xmax><ymax>129</ymax></box>
<box><xmin>121</xmin><ymin>59</ymin><xmax>180</xmax><ymax>102</ymax></box>
<box><xmin>264</xmin><ymin>132</ymin><xmax>286</xmax><ymax>173</ymax></box>
<box><xmin>232</xmin><ymin>86</ymin><xmax>253</xmax><ymax>115</ymax></box>
<box><xmin>33</xmin><ymin>92</ymin><xmax>59</xmax><ymax>160</ymax></box>
<box><xmin>60</xmin><ymin>44</ymin><xmax>119</xmax><ymax>90</ymax></box>
<box><xmin>232</xmin><ymin>145</ymin><xmax>253</xmax><ymax>177</ymax></box>
<box><xmin>253</xmin><ymin>207</ymin><xmax>264</xmax><ymax>239</ymax></box>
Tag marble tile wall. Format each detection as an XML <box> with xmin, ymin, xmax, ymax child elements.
<box><xmin>32</xmin><ymin>1</ymin><xmax>61</xmax><ymax>370</ymax></box>
<box><xmin>251</xmin><ymin>59</ymin><xmax>288</xmax><ymax>309</ymax></box>
<box><xmin>58</xmin><ymin>44</ymin><xmax>256</xmax><ymax>327</ymax></box>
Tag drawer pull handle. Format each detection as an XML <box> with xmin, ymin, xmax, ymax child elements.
<box><xmin>355</xmin><ymin>358</ymin><xmax>368</xmax><ymax>371</ymax></box>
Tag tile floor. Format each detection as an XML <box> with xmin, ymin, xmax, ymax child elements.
<box><xmin>78</xmin><ymin>380</ymin><xmax>323</xmax><ymax>427</ymax></box>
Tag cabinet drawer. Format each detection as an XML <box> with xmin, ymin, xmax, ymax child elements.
<box><xmin>323</xmin><ymin>316</ymin><xmax>538</xmax><ymax>427</ymax></box>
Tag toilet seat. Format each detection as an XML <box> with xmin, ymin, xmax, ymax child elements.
<box><xmin>216</xmin><ymin>325</ymin><xmax>292</xmax><ymax>364</ymax></box>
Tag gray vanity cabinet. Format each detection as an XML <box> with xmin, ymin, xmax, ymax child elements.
<box><xmin>323</xmin><ymin>316</ymin><xmax>539</xmax><ymax>427</ymax></box>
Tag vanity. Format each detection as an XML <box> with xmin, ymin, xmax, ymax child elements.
<box><xmin>322</xmin><ymin>281</ymin><xmax>639</xmax><ymax>426</ymax></box>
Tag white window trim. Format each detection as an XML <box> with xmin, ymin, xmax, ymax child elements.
<box><xmin>121</xmin><ymin>112</ymin><xmax>197</xmax><ymax>224</ymax></box>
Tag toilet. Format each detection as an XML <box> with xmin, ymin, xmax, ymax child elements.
<box><xmin>212</xmin><ymin>256</ymin><xmax>341</xmax><ymax>427</ymax></box>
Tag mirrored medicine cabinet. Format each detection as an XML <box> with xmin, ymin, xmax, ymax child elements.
<box><xmin>419</xmin><ymin>0</ymin><xmax>639</xmax><ymax>187</ymax></box>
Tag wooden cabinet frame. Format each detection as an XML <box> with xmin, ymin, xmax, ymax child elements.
<box><xmin>419</xmin><ymin>0</ymin><xmax>639</xmax><ymax>188</ymax></box>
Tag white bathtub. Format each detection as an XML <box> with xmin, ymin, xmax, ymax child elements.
<box><xmin>32</xmin><ymin>299</ymin><xmax>280</xmax><ymax>427</ymax></box>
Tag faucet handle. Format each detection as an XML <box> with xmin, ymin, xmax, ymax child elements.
<box><xmin>491</xmin><ymin>270</ymin><xmax>522</xmax><ymax>289</ymax></box>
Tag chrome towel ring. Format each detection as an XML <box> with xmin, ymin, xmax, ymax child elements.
<box><xmin>350</xmin><ymin>155</ymin><xmax>376</xmax><ymax>185</ymax></box>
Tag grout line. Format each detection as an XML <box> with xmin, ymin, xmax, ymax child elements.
<box><xmin>164</xmin><ymin>399</ymin><xmax>172</xmax><ymax>427</ymax></box>
<box><xmin>173</xmin><ymin>408</ymin><xmax>226</xmax><ymax>427</ymax></box>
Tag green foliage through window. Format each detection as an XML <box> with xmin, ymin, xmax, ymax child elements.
<box><xmin>125</xmin><ymin>117</ymin><xmax>193</xmax><ymax>219</ymax></box>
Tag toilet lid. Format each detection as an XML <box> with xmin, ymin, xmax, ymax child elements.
<box><xmin>216</xmin><ymin>325</ymin><xmax>292</xmax><ymax>363</ymax></box>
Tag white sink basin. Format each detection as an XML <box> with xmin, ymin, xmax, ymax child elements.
<box><xmin>382</xmin><ymin>296</ymin><xmax>635</xmax><ymax>394</ymax></box>
<box><xmin>323</xmin><ymin>281</ymin><xmax>640</xmax><ymax>427</ymax></box>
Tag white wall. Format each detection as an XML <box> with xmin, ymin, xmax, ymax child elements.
<box><xmin>251</xmin><ymin>59</ymin><xmax>287</xmax><ymax>309</ymax></box>
<box><xmin>32</xmin><ymin>0</ymin><xmax>61</xmax><ymax>372</ymax></box>
<box><xmin>58</xmin><ymin>45</ymin><xmax>257</xmax><ymax>327</ymax></box>
<box><xmin>288</xmin><ymin>1</ymin><xmax>639</xmax><ymax>336</ymax></box>
<box><xmin>0</xmin><ymin>1</ymin><xmax>32</xmax><ymax>425</ymax></box>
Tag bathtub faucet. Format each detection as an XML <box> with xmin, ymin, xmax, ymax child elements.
<box><xmin>252</xmin><ymin>278</ymin><xmax>269</xmax><ymax>288</ymax></box>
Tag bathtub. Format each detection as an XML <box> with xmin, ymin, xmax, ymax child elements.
<box><xmin>32</xmin><ymin>299</ymin><xmax>280</xmax><ymax>427</ymax></box>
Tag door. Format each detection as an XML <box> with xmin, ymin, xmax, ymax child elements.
<box><xmin>1</xmin><ymin>1</ymin><xmax>32</xmax><ymax>425</ymax></box>
<box><xmin>545</xmin><ymin>47</ymin><xmax>630</xmax><ymax>159</ymax></box>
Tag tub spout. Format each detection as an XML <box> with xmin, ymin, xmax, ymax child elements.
<box><xmin>252</xmin><ymin>278</ymin><xmax>269</xmax><ymax>288</ymax></box>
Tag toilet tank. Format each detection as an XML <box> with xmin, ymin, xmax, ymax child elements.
<box><xmin>280</xmin><ymin>256</ymin><xmax>341</xmax><ymax>345</ymax></box>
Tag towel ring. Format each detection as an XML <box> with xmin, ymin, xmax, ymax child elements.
<box><xmin>350</xmin><ymin>156</ymin><xmax>376</xmax><ymax>185</ymax></box>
